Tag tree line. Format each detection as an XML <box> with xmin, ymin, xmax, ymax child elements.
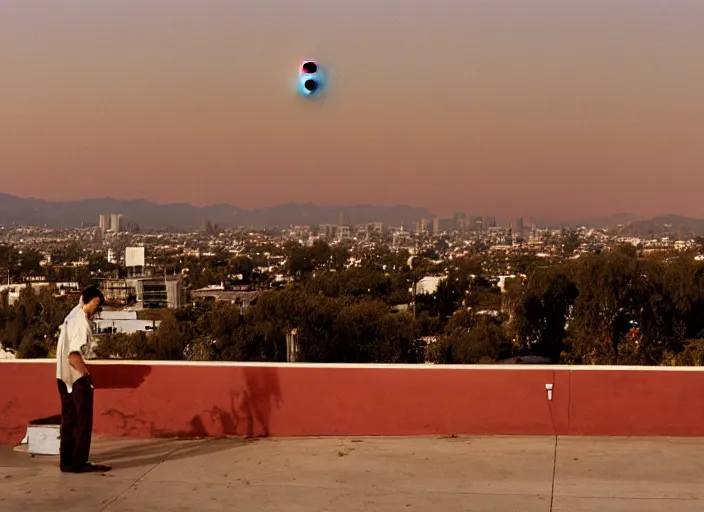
<box><xmin>2</xmin><ymin>241</ymin><xmax>704</xmax><ymax>365</ymax></box>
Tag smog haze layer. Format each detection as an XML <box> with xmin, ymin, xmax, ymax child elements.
<box><xmin>1</xmin><ymin>0</ymin><xmax>703</xmax><ymax>219</ymax></box>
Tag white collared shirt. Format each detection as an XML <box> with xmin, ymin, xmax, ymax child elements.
<box><xmin>56</xmin><ymin>308</ymin><xmax>94</xmax><ymax>393</ymax></box>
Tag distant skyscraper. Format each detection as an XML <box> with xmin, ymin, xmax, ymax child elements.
<box><xmin>453</xmin><ymin>212</ymin><xmax>466</xmax><ymax>231</ymax></box>
<box><xmin>469</xmin><ymin>215</ymin><xmax>483</xmax><ymax>232</ymax></box>
<box><xmin>110</xmin><ymin>213</ymin><xmax>123</xmax><ymax>233</ymax></box>
<box><xmin>484</xmin><ymin>216</ymin><xmax>496</xmax><ymax>228</ymax></box>
<box><xmin>99</xmin><ymin>213</ymin><xmax>124</xmax><ymax>233</ymax></box>
<box><xmin>99</xmin><ymin>214</ymin><xmax>109</xmax><ymax>233</ymax></box>
<box><xmin>513</xmin><ymin>217</ymin><xmax>524</xmax><ymax>235</ymax></box>
<box><xmin>505</xmin><ymin>227</ymin><xmax>514</xmax><ymax>246</ymax></box>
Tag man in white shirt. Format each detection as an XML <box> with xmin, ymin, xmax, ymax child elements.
<box><xmin>55</xmin><ymin>285</ymin><xmax>111</xmax><ymax>473</ymax></box>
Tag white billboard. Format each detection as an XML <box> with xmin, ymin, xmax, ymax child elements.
<box><xmin>125</xmin><ymin>246</ymin><xmax>145</xmax><ymax>267</ymax></box>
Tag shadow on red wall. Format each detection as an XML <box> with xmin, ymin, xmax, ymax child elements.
<box><xmin>93</xmin><ymin>364</ymin><xmax>152</xmax><ymax>390</ymax></box>
<box><xmin>148</xmin><ymin>366</ymin><xmax>283</xmax><ymax>438</ymax></box>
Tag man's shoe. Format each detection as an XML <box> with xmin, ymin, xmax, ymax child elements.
<box><xmin>80</xmin><ymin>462</ymin><xmax>111</xmax><ymax>473</ymax></box>
<box><xmin>65</xmin><ymin>462</ymin><xmax>112</xmax><ymax>473</ymax></box>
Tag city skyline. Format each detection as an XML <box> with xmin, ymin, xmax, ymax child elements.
<box><xmin>2</xmin><ymin>1</ymin><xmax>703</xmax><ymax>219</ymax></box>
<box><xmin>0</xmin><ymin>191</ymin><xmax>690</xmax><ymax>230</ymax></box>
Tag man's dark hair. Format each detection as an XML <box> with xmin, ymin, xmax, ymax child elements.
<box><xmin>81</xmin><ymin>284</ymin><xmax>105</xmax><ymax>306</ymax></box>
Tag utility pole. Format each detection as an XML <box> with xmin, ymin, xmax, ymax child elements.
<box><xmin>408</xmin><ymin>255</ymin><xmax>417</xmax><ymax>320</ymax></box>
<box><xmin>412</xmin><ymin>280</ymin><xmax>416</xmax><ymax>320</ymax></box>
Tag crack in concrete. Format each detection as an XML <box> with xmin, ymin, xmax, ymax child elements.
<box><xmin>99</xmin><ymin>439</ymin><xmax>216</xmax><ymax>511</ymax></box>
<box><xmin>549</xmin><ymin>435</ymin><xmax>558</xmax><ymax>512</ymax></box>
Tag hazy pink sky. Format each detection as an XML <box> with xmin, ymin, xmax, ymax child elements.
<box><xmin>1</xmin><ymin>0</ymin><xmax>703</xmax><ymax>219</ymax></box>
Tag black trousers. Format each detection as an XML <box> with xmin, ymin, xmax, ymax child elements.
<box><xmin>57</xmin><ymin>376</ymin><xmax>93</xmax><ymax>471</ymax></box>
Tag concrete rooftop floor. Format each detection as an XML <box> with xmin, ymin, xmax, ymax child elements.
<box><xmin>1</xmin><ymin>435</ymin><xmax>704</xmax><ymax>511</ymax></box>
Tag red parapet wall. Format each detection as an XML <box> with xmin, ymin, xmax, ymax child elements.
<box><xmin>1</xmin><ymin>361</ymin><xmax>704</xmax><ymax>445</ymax></box>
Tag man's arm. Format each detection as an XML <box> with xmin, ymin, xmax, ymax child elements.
<box><xmin>67</xmin><ymin>320</ymin><xmax>91</xmax><ymax>378</ymax></box>
<box><xmin>68</xmin><ymin>351</ymin><xmax>90</xmax><ymax>377</ymax></box>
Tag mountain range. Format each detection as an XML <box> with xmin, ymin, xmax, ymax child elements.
<box><xmin>616</xmin><ymin>214</ymin><xmax>704</xmax><ymax>237</ymax></box>
<box><xmin>0</xmin><ymin>194</ymin><xmax>433</xmax><ymax>230</ymax></box>
<box><xmin>1</xmin><ymin>193</ymin><xmax>703</xmax><ymax>235</ymax></box>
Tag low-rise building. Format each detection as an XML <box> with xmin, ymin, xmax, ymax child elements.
<box><xmin>93</xmin><ymin>310</ymin><xmax>160</xmax><ymax>335</ymax></box>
